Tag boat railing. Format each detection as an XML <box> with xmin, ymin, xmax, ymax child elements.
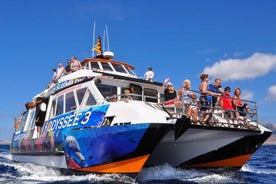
<box><xmin>160</xmin><ymin>90</ymin><xmax>259</xmax><ymax>130</ymax></box>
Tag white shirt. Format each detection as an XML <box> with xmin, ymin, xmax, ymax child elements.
<box><xmin>144</xmin><ymin>70</ymin><xmax>154</xmax><ymax>82</ymax></box>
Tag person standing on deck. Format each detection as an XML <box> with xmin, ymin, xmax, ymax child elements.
<box><xmin>55</xmin><ymin>62</ymin><xmax>65</xmax><ymax>83</ymax></box>
<box><xmin>144</xmin><ymin>66</ymin><xmax>154</xmax><ymax>82</ymax></box>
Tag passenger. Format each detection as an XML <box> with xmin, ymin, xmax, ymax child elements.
<box><xmin>122</xmin><ymin>88</ymin><xmax>133</xmax><ymax>101</ymax></box>
<box><xmin>71</xmin><ymin>56</ymin><xmax>82</xmax><ymax>72</ymax></box>
<box><xmin>55</xmin><ymin>62</ymin><xmax>65</xmax><ymax>82</ymax></box>
<box><xmin>46</xmin><ymin>68</ymin><xmax>57</xmax><ymax>88</ymax></box>
<box><xmin>144</xmin><ymin>66</ymin><xmax>154</xmax><ymax>82</ymax></box>
<box><xmin>232</xmin><ymin>87</ymin><xmax>254</xmax><ymax>125</ymax></box>
<box><xmin>106</xmin><ymin>94</ymin><xmax>118</xmax><ymax>102</ymax></box>
<box><xmin>220</xmin><ymin>86</ymin><xmax>234</xmax><ymax>121</ymax></box>
<box><xmin>207</xmin><ymin>78</ymin><xmax>224</xmax><ymax>108</ymax></box>
<box><xmin>178</xmin><ymin>79</ymin><xmax>193</xmax><ymax>119</ymax></box>
<box><xmin>111</xmin><ymin>94</ymin><xmax>118</xmax><ymax>102</ymax></box>
<box><xmin>65</xmin><ymin>60</ymin><xmax>72</xmax><ymax>74</ymax></box>
<box><xmin>199</xmin><ymin>74</ymin><xmax>213</xmax><ymax>124</ymax></box>
<box><xmin>162</xmin><ymin>78</ymin><xmax>177</xmax><ymax>104</ymax></box>
<box><xmin>190</xmin><ymin>93</ymin><xmax>200</xmax><ymax>123</ymax></box>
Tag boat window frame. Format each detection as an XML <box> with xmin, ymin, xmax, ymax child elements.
<box><xmin>100</xmin><ymin>62</ymin><xmax>113</xmax><ymax>71</ymax></box>
<box><xmin>22</xmin><ymin>108</ymin><xmax>36</xmax><ymax>132</ymax></box>
<box><xmin>144</xmin><ymin>88</ymin><xmax>159</xmax><ymax>102</ymax></box>
<box><xmin>65</xmin><ymin>91</ymin><xmax>77</xmax><ymax>113</ymax></box>
<box><xmin>112</xmin><ymin>63</ymin><xmax>128</xmax><ymax>74</ymax></box>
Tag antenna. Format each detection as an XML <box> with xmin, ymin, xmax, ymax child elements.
<box><xmin>105</xmin><ymin>24</ymin><xmax>110</xmax><ymax>51</ymax></box>
<box><xmin>102</xmin><ymin>24</ymin><xmax>114</xmax><ymax>59</ymax></box>
<box><xmin>92</xmin><ymin>21</ymin><xmax>96</xmax><ymax>57</ymax></box>
<box><xmin>102</xmin><ymin>29</ymin><xmax>106</xmax><ymax>52</ymax></box>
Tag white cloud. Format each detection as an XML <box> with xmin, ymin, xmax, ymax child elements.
<box><xmin>265</xmin><ymin>85</ymin><xmax>276</xmax><ymax>101</ymax></box>
<box><xmin>202</xmin><ymin>52</ymin><xmax>276</xmax><ymax>81</ymax></box>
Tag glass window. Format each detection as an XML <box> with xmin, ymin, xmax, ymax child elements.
<box><xmin>96</xmin><ymin>83</ymin><xmax>117</xmax><ymax>98</ymax></box>
<box><xmin>101</xmin><ymin>62</ymin><xmax>113</xmax><ymax>71</ymax></box>
<box><xmin>76</xmin><ymin>88</ymin><xmax>86</xmax><ymax>105</ymax></box>
<box><xmin>65</xmin><ymin>91</ymin><xmax>76</xmax><ymax>112</ymax></box>
<box><xmin>23</xmin><ymin>109</ymin><xmax>36</xmax><ymax>132</ymax></box>
<box><xmin>144</xmin><ymin>88</ymin><xmax>158</xmax><ymax>102</ymax></box>
<box><xmin>91</xmin><ymin>62</ymin><xmax>100</xmax><ymax>70</ymax></box>
<box><xmin>126</xmin><ymin>67</ymin><xmax>137</xmax><ymax>76</ymax></box>
<box><xmin>49</xmin><ymin>99</ymin><xmax>57</xmax><ymax>118</ymax></box>
<box><xmin>56</xmin><ymin>95</ymin><xmax>64</xmax><ymax>116</ymax></box>
<box><xmin>85</xmin><ymin>90</ymin><xmax>97</xmax><ymax>106</ymax></box>
<box><xmin>112</xmin><ymin>63</ymin><xmax>127</xmax><ymax>73</ymax></box>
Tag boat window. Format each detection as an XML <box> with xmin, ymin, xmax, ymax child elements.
<box><xmin>125</xmin><ymin>67</ymin><xmax>136</xmax><ymax>76</ymax></box>
<box><xmin>130</xmin><ymin>84</ymin><xmax>142</xmax><ymax>100</ymax></box>
<box><xmin>91</xmin><ymin>62</ymin><xmax>100</xmax><ymax>70</ymax></box>
<box><xmin>112</xmin><ymin>63</ymin><xmax>128</xmax><ymax>73</ymax></box>
<box><xmin>15</xmin><ymin>111</ymin><xmax>28</xmax><ymax>132</ymax></box>
<box><xmin>23</xmin><ymin>108</ymin><xmax>36</xmax><ymax>132</ymax></box>
<box><xmin>101</xmin><ymin>62</ymin><xmax>113</xmax><ymax>71</ymax></box>
<box><xmin>56</xmin><ymin>95</ymin><xmax>64</xmax><ymax>116</ymax></box>
<box><xmin>76</xmin><ymin>88</ymin><xmax>86</xmax><ymax>105</ymax></box>
<box><xmin>49</xmin><ymin>99</ymin><xmax>57</xmax><ymax>118</ymax></box>
<box><xmin>144</xmin><ymin>88</ymin><xmax>158</xmax><ymax>102</ymax></box>
<box><xmin>96</xmin><ymin>83</ymin><xmax>117</xmax><ymax>99</ymax></box>
<box><xmin>65</xmin><ymin>91</ymin><xmax>77</xmax><ymax>112</ymax></box>
<box><xmin>85</xmin><ymin>89</ymin><xmax>97</xmax><ymax>106</ymax></box>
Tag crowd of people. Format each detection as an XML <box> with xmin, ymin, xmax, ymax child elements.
<box><xmin>46</xmin><ymin>61</ymin><xmax>254</xmax><ymax>126</ymax></box>
<box><xmin>162</xmin><ymin>73</ymin><xmax>255</xmax><ymax>126</ymax></box>
<box><xmin>47</xmin><ymin>56</ymin><xmax>81</xmax><ymax>88</ymax></box>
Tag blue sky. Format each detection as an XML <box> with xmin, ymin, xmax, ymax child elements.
<box><xmin>1</xmin><ymin>0</ymin><xmax>276</xmax><ymax>140</ymax></box>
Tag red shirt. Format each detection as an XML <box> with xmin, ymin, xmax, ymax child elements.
<box><xmin>220</xmin><ymin>93</ymin><xmax>233</xmax><ymax>110</ymax></box>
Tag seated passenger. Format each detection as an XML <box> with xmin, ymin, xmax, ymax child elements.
<box><xmin>233</xmin><ymin>87</ymin><xmax>254</xmax><ymax>125</ymax></box>
<box><xmin>189</xmin><ymin>93</ymin><xmax>199</xmax><ymax>123</ymax></box>
<box><xmin>122</xmin><ymin>88</ymin><xmax>133</xmax><ymax>101</ymax></box>
<box><xmin>220</xmin><ymin>86</ymin><xmax>234</xmax><ymax>121</ymax></box>
<box><xmin>105</xmin><ymin>94</ymin><xmax>118</xmax><ymax>102</ymax></box>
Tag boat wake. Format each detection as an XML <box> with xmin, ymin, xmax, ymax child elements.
<box><xmin>137</xmin><ymin>163</ymin><xmax>243</xmax><ymax>183</ymax></box>
<box><xmin>0</xmin><ymin>152</ymin><xmax>136</xmax><ymax>184</ymax></box>
<box><xmin>1</xmin><ymin>150</ymin><xmax>276</xmax><ymax>184</ymax></box>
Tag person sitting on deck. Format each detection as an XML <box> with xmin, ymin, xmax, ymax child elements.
<box><xmin>220</xmin><ymin>86</ymin><xmax>234</xmax><ymax>122</ymax></box>
<box><xmin>121</xmin><ymin>88</ymin><xmax>133</xmax><ymax>101</ymax></box>
<box><xmin>207</xmin><ymin>78</ymin><xmax>224</xmax><ymax>108</ymax></box>
<box><xmin>232</xmin><ymin>87</ymin><xmax>254</xmax><ymax>126</ymax></box>
<box><xmin>178</xmin><ymin>79</ymin><xmax>198</xmax><ymax>123</ymax></box>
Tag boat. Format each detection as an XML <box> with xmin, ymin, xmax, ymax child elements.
<box><xmin>10</xmin><ymin>35</ymin><xmax>272</xmax><ymax>175</ymax></box>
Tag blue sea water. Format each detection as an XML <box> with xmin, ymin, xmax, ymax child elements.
<box><xmin>0</xmin><ymin>144</ymin><xmax>275</xmax><ymax>184</ymax></box>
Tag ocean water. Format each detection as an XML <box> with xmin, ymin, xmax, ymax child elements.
<box><xmin>0</xmin><ymin>145</ymin><xmax>275</xmax><ymax>184</ymax></box>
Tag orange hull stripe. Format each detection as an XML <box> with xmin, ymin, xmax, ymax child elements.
<box><xmin>76</xmin><ymin>154</ymin><xmax>150</xmax><ymax>173</ymax></box>
<box><xmin>189</xmin><ymin>154</ymin><xmax>252</xmax><ymax>168</ymax></box>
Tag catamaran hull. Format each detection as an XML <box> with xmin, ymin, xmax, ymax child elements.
<box><xmin>10</xmin><ymin>123</ymin><xmax>171</xmax><ymax>174</ymax></box>
<box><xmin>145</xmin><ymin>122</ymin><xmax>272</xmax><ymax>168</ymax></box>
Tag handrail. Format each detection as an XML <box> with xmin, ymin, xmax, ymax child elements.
<box><xmin>160</xmin><ymin>89</ymin><xmax>259</xmax><ymax>130</ymax></box>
